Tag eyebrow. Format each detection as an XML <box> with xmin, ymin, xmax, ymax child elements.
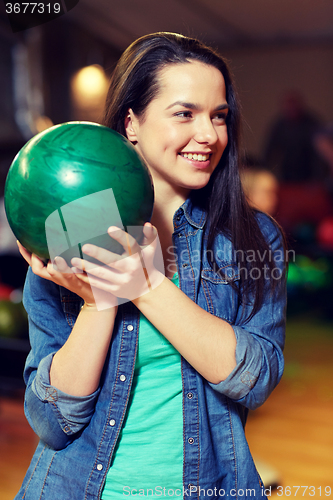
<box><xmin>166</xmin><ymin>101</ymin><xmax>229</xmax><ymax>112</ymax></box>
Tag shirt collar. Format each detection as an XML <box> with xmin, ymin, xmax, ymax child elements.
<box><xmin>176</xmin><ymin>198</ymin><xmax>207</xmax><ymax>229</ymax></box>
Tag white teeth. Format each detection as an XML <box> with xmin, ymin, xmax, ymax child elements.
<box><xmin>181</xmin><ymin>153</ymin><xmax>209</xmax><ymax>161</ymax></box>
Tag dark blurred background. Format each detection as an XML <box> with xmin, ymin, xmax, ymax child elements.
<box><xmin>0</xmin><ymin>1</ymin><xmax>332</xmax><ymax>498</ymax></box>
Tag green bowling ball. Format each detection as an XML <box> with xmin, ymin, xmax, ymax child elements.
<box><xmin>4</xmin><ymin>122</ymin><xmax>154</xmax><ymax>264</ymax></box>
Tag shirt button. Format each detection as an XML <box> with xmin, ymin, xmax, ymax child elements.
<box><xmin>182</xmin><ymin>263</ymin><xmax>189</xmax><ymax>268</ymax></box>
<box><xmin>127</xmin><ymin>325</ymin><xmax>134</xmax><ymax>331</ymax></box>
<box><xmin>109</xmin><ymin>419</ymin><xmax>116</xmax><ymax>426</ymax></box>
<box><xmin>188</xmin><ymin>437</ymin><xmax>194</xmax><ymax>444</ymax></box>
<box><xmin>187</xmin><ymin>392</ymin><xmax>193</xmax><ymax>399</ymax></box>
<box><xmin>120</xmin><ymin>374</ymin><xmax>126</xmax><ymax>382</ymax></box>
<box><xmin>97</xmin><ymin>464</ymin><xmax>103</xmax><ymax>471</ymax></box>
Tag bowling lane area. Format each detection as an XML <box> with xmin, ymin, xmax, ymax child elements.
<box><xmin>1</xmin><ymin>312</ymin><xmax>333</xmax><ymax>499</ymax></box>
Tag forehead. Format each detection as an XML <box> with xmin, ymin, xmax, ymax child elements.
<box><xmin>155</xmin><ymin>60</ymin><xmax>227</xmax><ymax>103</ymax></box>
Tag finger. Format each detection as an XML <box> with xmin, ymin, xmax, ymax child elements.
<box><xmin>107</xmin><ymin>226</ymin><xmax>140</xmax><ymax>256</ymax></box>
<box><xmin>50</xmin><ymin>256</ymin><xmax>73</xmax><ymax>274</ymax></box>
<box><xmin>73</xmin><ymin>264</ymin><xmax>118</xmax><ymax>294</ymax></box>
<box><xmin>30</xmin><ymin>253</ymin><xmax>53</xmax><ymax>279</ymax></box>
<box><xmin>72</xmin><ymin>255</ymin><xmax>129</xmax><ymax>282</ymax></box>
<box><xmin>82</xmin><ymin>273</ymin><xmax>119</xmax><ymax>294</ymax></box>
<box><xmin>71</xmin><ymin>268</ymin><xmax>91</xmax><ymax>285</ymax></box>
<box><xmin>17</xmin><ymin>241</ymin><xmax>33</xmax><ymax>265</ymax></box>
<box><xmin>141</xmin><ymin>223</ymin><xmax>157</xmax><ymax>247</ymax></box>
<box><xmin>80</xmin><ymin>243</ymin><xmax>122</xmax><ymax>267</ymax></box>
<box><xmin>71</xmin><ymin>256</ymin><xmax>109</xmax><ymax>274</ymax></box>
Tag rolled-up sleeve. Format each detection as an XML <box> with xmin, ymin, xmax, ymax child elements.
<box><xmin>22</xmin><ymin>269</ymin><xmax>99</xmax><ymax>449</ymax></box>
<box><xmin>209</xmin><ymin>215</ymin><xmax>286</xmax><ymax>410</ymax></box>
<box><xmin>32</xmin><ymin>352</ymin><xmax>99</xmax><ymax>431</ymax></box>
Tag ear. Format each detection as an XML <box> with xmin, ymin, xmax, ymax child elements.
<box><xmin>124</xmin><ymin>109</ymin><xmax>138</xmax><ymax>143</ymax></box>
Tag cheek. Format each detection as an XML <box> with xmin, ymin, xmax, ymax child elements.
<box><xmin>221</xmin><ymin>129</ymin><xmax>229</xmax><ymax>148</ymax></box>
<box><xmin>165</xmin><ymin>124</ymin><xmax>187</xmax><ymax>145</ymax></box>
<box><xmin>217</xmin><ymin>129</ymin><xmax>229</xmax><ymax>156</ymax></box>
<box><xmin>146</xmin><ymin>122</ymin><xmax>179</xmax><ymax>153</ymax></box>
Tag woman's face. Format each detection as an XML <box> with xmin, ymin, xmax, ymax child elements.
<box><xmin>125</xmin><ymin>60</ymin><xmax>229</xmax><ymax>197</ymax></box>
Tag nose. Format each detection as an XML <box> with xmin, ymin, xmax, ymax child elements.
<box><xmin>193</xmin><ymin>116</ymin><xmax>218</xmax><ymax>145</ymax></box>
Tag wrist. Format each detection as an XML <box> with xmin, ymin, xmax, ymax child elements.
<box><xmin>132</xmin><ymin>272</ymin><xmax>166</xmax><ymax>307</ymax></box>
<box><xmin>81</xmin><ymin>301</ymin><xmax>97</xmax><ymax>311</ymax></box>
<box><xmin>80</xmin><ymin>301</ymin><xmax>118</xmax><ymax>314</ymax></box>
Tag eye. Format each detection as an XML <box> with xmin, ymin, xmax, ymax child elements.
<box><xmin>213</xmin><ymin>112</ymin><xmax>228</xmax><ymax>124</ymax></box>
<box><xmin>174</xmin><ymin>111</ymin><xmax>193</xmax><ymax>119</ymax></box>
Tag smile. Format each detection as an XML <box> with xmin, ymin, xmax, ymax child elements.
<box><xmin>180</xmin><ymin>153</ymin><xmax>210</xmax><ymax>162</ymax></box>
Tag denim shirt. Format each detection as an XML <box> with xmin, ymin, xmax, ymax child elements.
<box><xmin>15</xmin><ymin>199</ymin><xmax>286</xmax><ymax>500</ymax></box>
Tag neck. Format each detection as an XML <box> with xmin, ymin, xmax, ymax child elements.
<box><xmin>150</xmin><ymin>180</ymin><xmax>190</xmax><ymax>278</ymax></box>
<box><xmin>150</xmin><ymin>178</ymin><xmax>189</xmax><ymax>229</ymax></box>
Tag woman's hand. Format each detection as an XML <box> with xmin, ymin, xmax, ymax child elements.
<box><xmin>71</xmin><ymin>223</ymin><xmax>165</xmax><ymax>302</ymax></box>
<box><xmin>17</xmin><ymin>241</ymin><xmax>117</xmax><ymax>310</ymax></box>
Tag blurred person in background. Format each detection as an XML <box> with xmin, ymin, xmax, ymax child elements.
<box><xmin>263</xmin><ymin>92</ymin><xmax>333</xmax><ymax>237</ymax></box>
<box><xmin>240</xmin><ymin>167</ymin><xmax>279</xmax><ymax>217</ymax></box>
<box><xmin>264</xmin><ymin>90</ymin><xmax>327</xmax><ymax>183</ymax></box>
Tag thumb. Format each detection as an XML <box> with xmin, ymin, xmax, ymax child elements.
<box><xmin>142</xmin><ymin>222</ymin><xmax>157</xmax><ymax>247</ymax></box>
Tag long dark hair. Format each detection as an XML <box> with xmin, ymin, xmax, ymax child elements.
<box><xmin>103</xmin><ymin>32</ymin><xmax>286</xmax><ymax>319</ymax></box>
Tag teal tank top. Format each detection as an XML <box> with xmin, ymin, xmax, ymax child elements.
<box><xmin>101</xmin><ymin>274</ymin><xmax>183</xmax><ymax>498</ymax></box>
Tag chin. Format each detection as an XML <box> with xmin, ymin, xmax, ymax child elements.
<box><xmin>189</xmin><ymin>176</ymin><xmax>212</xmax><ymax>191</ymax></box>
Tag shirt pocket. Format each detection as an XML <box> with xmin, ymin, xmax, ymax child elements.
<box><xmin>200</xmin><ymin>263</ymin><xmax>240</xmax><ymax>323</ymax></box>
<box><xmin>60</xmin><ymin>288</ymin><xmax>83</xmax><ymax>328</ymax></box>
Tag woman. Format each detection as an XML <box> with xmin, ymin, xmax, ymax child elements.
<box><xmin>15</xmin><ymin>33</ymin><xmax>286</xmax><ymax>499</ymax></box>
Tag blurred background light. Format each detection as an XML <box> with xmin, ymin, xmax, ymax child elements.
<box><xmin>70</xmin><ymin>64</ymin><xmax>109</xmax><ymax>121</ymax></box>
